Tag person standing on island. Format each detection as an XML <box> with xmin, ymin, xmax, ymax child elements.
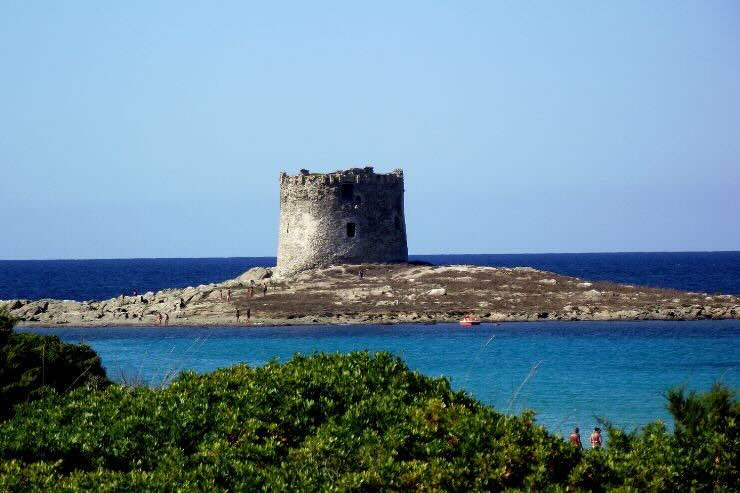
<box><xmin>569</xmin><ymin>427</ymin><xmax>582</xmax><ymax>449</ymax></box>
<box><xmin>590</xmin><ymin>428</ymin><xmax>602</xmax><ymax>449</ymax></box>
<box><xmin>157</xmin><ymin>312</ymin><xmax>162</xmax><ymax>326</ymax></box>
<box><xmin>236</xmin><ymin>308</ymin><xmax>240</xmax><ymax>323</ymax></box>
<box><xmin>164</xmin><ymin>313</ymin><xmax>169</xmax><ymax>326</ymax></box>
<box><xmin>262</xmin><ymin>284</ymin><xmax>267</xmax><ymax>296</ymax></box>
<box><xmin>227</xmin><ymin>289</ymin><xmax>232</xmax><ymax>302</ymax></box>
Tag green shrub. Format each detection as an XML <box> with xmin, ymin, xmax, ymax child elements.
<box><xmin>0</xmin><ymin>351</ymin><xmax>736</xmax><ymax>491</ymax></box>
<box><xmin>600</xmin><ymin>385</ymin><xmax>739</xmax><ymax>492</ymax></box>
<box><xmin>0</xmin><ymin>306</ymin><xmax>109</xmax><ymax>420</ymax></box>
<box><xmin>0</xmin><ymin>305</ymin><xmax>17</xmax><ymax>338</ymax></box>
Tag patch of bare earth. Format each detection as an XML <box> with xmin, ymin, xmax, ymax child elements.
<box><xmin>228</xmin><ymin>264</ymin><xmax>738</xmax><ymax>324</ymax></box>
<box><xmin>5</xmin><ymin>264</ymin><xmax>738</xmax><ymax>326</ymax></box>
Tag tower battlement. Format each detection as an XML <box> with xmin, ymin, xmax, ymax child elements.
<box><xmin>276</xmin><ymin>167</ymin><xmax>408</xmax><ymax>276</ymax></box>
<box><xmin>279</xmin><ymin>167</ymin><xmax>404</xmax><ymax>187</ymax></box>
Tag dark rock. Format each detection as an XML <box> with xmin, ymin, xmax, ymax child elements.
<box><xmin>8</xmin><ymin>300</ymin><xmax>25</xmax><ymax>310</ymax></box>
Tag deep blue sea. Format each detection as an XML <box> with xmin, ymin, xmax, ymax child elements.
<box><xmin>1</xmin><ymin>252</ymin><xmax>739</xmax><ymax>301</ymax></box>
<box><xmin>5</xmin><ymin>252</ymin><xmax>740</xmax><ymax>434</ymax></box>
<box><xmin>20</xmin><ymin>321</ymin><xmax>740</xmax><ymax>435</ymax></box>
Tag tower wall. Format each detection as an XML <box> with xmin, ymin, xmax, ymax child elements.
<box><xmin>276</xmin><ymin>167</ymin><xmax>408</xmax><ymax>276</ymax></box>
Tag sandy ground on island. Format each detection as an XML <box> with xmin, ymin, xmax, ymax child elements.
<box><xmin>4</xmin><ymin>263</ymin><xmax>739</xmax><ymax>327</ymax></box>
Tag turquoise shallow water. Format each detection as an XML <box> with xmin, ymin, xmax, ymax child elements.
<box><xmin>22</xmin><ymin>320</ymin><xmax>739</xmax><ymax>436</ymax></box>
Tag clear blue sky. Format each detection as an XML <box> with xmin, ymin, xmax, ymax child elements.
<box><xmin>1</xmin><ymin>1</ymin><xmax>738</xmax><ymax>259</ymax></box>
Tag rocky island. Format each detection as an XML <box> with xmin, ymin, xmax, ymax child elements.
<box><xmin>4</xmin><ymin>262</ymin><xmax>739</xmax><ymax>327</ymax></box>
<box><xmin>5</xmin><ymin>168</ymin><xmax>738</xmax><ymax>327</ymax></box>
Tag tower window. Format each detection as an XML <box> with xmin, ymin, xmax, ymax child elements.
<box><xmin>341</xmin><ymin>183</ymin><xmax>354</xmax><ymax>201</ymax></box>
<box><xmin>346</xmin><ymin>222</ymin><xmax>356</xmax><ymax>238</ymax></box>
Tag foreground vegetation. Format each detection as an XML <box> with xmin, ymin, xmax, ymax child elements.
<box><xmin>0</xmin><ymin>346</ymin><xmax>737</xmax><ymax>491</ymax></box>
<box><xmin>0</xmin><ymin>306</ymin><xmax>108</xmax><ymax>421</ymax></box>
<box><xmin>1</xmin><ymin>307</ymin><xmax>737</xmax><ymax>491</ymax></box>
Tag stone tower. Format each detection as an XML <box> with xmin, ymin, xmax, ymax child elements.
<box><xmin>276</xmin><ymin>167</ymin><xmax>408</xmax><ymax>277</ymax></box>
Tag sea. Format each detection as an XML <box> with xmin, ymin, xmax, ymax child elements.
<box><xmin>4</xmin><ymin>252</ymin><xmax>740</xmax><ymax>434</ymax></box>
<box><xmin>1</xmin><ymin>252</ymin><xmax>739</xmax><ymax>301</ymax></box>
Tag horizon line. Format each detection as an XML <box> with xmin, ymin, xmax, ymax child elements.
<box><xmin>1</xmin><ymin>250</ymin><xmax>739</xmax><ymax>262</ymax></box>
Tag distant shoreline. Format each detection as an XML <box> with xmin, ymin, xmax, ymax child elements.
<box><xmin>5</xmin><ymin>263</ymin><xmax>739</xmax><ymax>328</ymax></box>
<box><xmin>16</xmin><ymin>319</ymin><xmax>740</xmax><ymax>331</ymax></box>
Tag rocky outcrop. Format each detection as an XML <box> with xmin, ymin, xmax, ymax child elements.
<box><xmin>3</xmin><ymin>264</ymin><xmax>739</xmax><ymax>327</ymax></box>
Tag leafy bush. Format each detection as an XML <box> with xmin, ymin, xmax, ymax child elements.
<box><xmin>0</xmin><ymin>351</ymin><xmax>736</xmax><ymax>491</ymax></box>
<box><xmin>0</xmin><ymin>305</ymin><xmax>17</xmax><ymax>338</ymax></box>
<box><xmin>0</xmin><ymin>306</ymin><xmax>109</xmax><ymax>420</ymax></box>
<box><xmin>598</xmin><ymin>384</ymin><xmax>739</xmax><ymax>492</ymax></box>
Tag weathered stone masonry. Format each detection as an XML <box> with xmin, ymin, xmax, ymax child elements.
<box><xmin>276</xmin><ymin>167</ymin><xmax>408</xmax><ymax>277</ymax></box>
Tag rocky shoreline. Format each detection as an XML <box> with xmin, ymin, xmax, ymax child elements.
<box><xmin>4</xmin><ymin>263</ymin><xmax>739</xmax><ymax>327</ymax></box>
